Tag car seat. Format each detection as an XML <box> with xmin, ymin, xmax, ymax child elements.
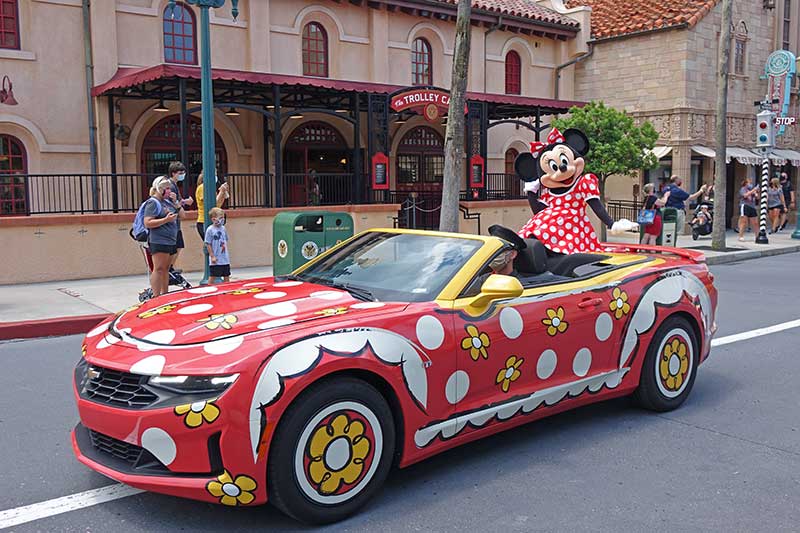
<box><xmin>514</xmin><ymin>238</ymin><xmax>548</xmax><ymax>275</ymax></box>
<box><xmin>546</xmin><ymin>253</ymin><xmax>608</xmax><ymax>277</ymax></box>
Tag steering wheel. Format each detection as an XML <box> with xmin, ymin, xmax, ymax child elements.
<box><xmin>488</xmin><ymin>224</ymin><xmax>527</xmax><ymax>251</ymax></box>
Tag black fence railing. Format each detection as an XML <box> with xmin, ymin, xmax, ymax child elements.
<box><xmin>607</xmin><ymin>199</ymin><xmax>642</xmax><ymax>221</ymax></box>
<box><xmin>2</xmin><ymin>173</ymin><xmax>525</xmax><ymax>217</ymax></box>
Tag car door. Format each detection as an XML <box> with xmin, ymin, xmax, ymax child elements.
<box><xmin>448</xmin><ymin>280</ymin><xmax>619</xmax><ymax>419</ymax></box>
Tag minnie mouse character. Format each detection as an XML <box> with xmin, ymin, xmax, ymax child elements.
<box><xmin>515</xmin><ymin>127</ymin><xmax>635</xmax><ymax>255</ymax></box>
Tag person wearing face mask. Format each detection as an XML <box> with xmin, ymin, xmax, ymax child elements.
<box><xmin>167</xmin><ymin>162</ymin><xmax>194</xmax><ymax>272</ymax></box>
<box><xmin>204</xmin><ymin>207</ymin><xmax>231</xmax><ymax>283</ymax></box>
<box><xmin>144</xmin><ymin>176</ymin><xmax>184</xmax><ymax>296</ymax></box>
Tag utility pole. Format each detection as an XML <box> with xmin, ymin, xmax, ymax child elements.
<box><xmin>754</xmin><ymin>106</ymin><xmax>777</xmax><ymax>243</ymax></box>
<box><xmin>439</xmin><ymin>0</ymin><xmax>471</xmax><ymax>233</ymax></box>
<box><xmin>711</xmin><ymin>0</ymin><xmax>732</xmax><ymax>251</ymax></box>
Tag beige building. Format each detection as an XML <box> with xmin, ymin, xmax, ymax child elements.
<box><xmin>0</xmin><ymin>0</ymin><xmax>593</xmax><ymax>219</ymax></box>
<box><xmin>0</xmin><ymin>0</ymin><xmax>596</xmax><ymax>282</ymax></box>
<box><xmin>569</xmin><ymin>0</ymin><xmax>800</xmax><ymax>226</ymax></box>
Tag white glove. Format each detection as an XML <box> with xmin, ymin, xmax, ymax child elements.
<box><xmin>523</xmin><ymin>180</ymin><xmax>540</xmax><ymax>194</ymax></box>
<box><xmin>610</xmin><ymin>218</ymin><xmax>639</xmax><ymax>235</ymax></box>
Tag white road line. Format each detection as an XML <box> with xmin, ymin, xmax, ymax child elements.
<box><xmin>0</xmin><ymin>484</ymin><xmax>143</xmax><ymax>530</ymax></box>
<box><xmin>711</xmin><ymin>318</ymin><xmax>800</xmax><ymax>347</ymax></box>
<box><xmin>1</xmin><ymin>320</ymin><xmax>799</xmax><ymax>529</ymax></box>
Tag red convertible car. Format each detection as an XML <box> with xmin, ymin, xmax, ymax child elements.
<box><xmin>73</xmin><ymin>227</ymin><xmax>717</xmax><ymax>524</ymax></box>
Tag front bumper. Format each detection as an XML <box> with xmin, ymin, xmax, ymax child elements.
<box><xmin>72</xmin><ymin>423</ymin><xmax>218</xmax><ymax>502</ymax></box>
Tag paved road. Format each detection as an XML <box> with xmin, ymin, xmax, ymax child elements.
<box><xmin>1</xmin><ymin>254</ymin><xmax>799</xmax><ymax>532</ymax></box>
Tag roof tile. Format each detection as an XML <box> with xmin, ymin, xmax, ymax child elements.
<box><xmin>436</xmin><ymin>0</ymin><xmax>581</xmax><ymax>28</ymax></box>
<box><xmin>565</xmin><ymin>0</ymin><xmax>720</xmax><ymax>39</ymax></box>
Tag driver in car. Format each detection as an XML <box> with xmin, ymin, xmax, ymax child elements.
<box><xmin>475</xmin><ymin>249</ymin><xmax>519</xmax><ymax>288</ymax></box>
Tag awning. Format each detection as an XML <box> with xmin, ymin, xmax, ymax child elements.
<box><xmin>691</xmin><ymin>145</ymin><xmax>715</xmax><ymax>158</ymax></box>
<box><xmin>773</xmin><ymin>149</ymin><xmax>800</xmax><ymax>166</ymax></box>
<box><xmin>648</xmin><ymin>146</ymin><xmax>672</xmax><ymax>159</ymax></box>
<box><xmin>91</xmin><ymin>64</ymin><xmax>585</xmax><ymax>114</ymax></box>
<box><xmin>726</xmin><ymin>147</ymin><xmax>762</xmax><ymax>165</ymax></box>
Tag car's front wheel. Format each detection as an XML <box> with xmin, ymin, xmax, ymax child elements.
<box><xmin>267</xmin><ymin>377</ymin><xmax>395</xmax><ymax>525</ymax></box>
<box><xmin>634</xmin><ymin>315</ymin><xmax>699</xmax><ymax>412</ymax></box>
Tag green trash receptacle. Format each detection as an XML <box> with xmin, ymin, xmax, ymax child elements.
<box><xmin>638</xmin><ymin>207</ymin><xmax>679</xmax><ymax>246</ymax></box>
<box><xmin>273</xmin><ymin>211</ymin><xmax>354</xmax><ymax>276</ymax></box>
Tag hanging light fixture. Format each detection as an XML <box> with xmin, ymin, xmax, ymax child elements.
<box><xmin>154</xmin><ymin>99</ymin><xmax>169</xmax><ymax>112</ymax></box>
<box><xmin>335</xmin><ymin>109</ymin><xmax>350</xmax><ymax>113</ymax></box>
<box><xmin>291</xmin><ymin>113</ymin><xmax>304</xmax><ymax>119</ymax></box>
<box><xmin>225</xmin><ymin>107</ymin><xmax>240</xmax><ymax>116</ymax></box>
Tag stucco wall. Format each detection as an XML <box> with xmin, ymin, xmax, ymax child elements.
<box><xmin>0</xmin><ymin>203</ymin><xmax>399</xmax><ymax>284</ymax></box>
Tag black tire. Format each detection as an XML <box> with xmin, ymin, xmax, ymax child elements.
<box><xmin>634</xmin><ymin>315</ymin><xmax>699</xmax><ymax>412</ymax></box>
<box><xmin>267</xmin><ymin>377</ymin><xmax>395</xmax><ymax>525</ymax></box>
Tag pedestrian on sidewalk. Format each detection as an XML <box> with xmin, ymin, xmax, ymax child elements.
<box><xmin>738</xmin><ymin>177</ymin><xmax>759</xmax><ymax>241</ymax></box>
<box><xmin>204</xmin><ymin>207</ymin><xmax>231</xmax><ymax>284</ymax></box>
<box><xmin>144</xmin><ymin>176</ymin><xmax>184</xmax><ymax>297</ymax></box>
<box><xmin>640</xmin><ymin>183</ymin><xmax>670</xmax><ymax>245</ymax></box>
<box><xmin>195</xmin><ymin>172</ymin><xmax>229</xmax><ymax>239</ymax></box>
<box><xmin>664</xmin><ymin>175</ymin><xmax>707</xmax><ymax>241</ymax></box>
<box><xmin>767</xmin><ymin>177</ymin><xmax>787</xmax><ymax>234</ymax></box>
<box><xmin>166</xmin><ymin>162</ymin><xmax>193</xmax><ymax>274</ymax></box>
<box><xmin>779</xmin><ymin>172</ymin><xmax>795</xmax><ymax>231</ymax></box>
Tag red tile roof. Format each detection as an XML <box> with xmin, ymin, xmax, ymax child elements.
<box><xmin>565</xmin><ymin>0</ymin><xmax>720</xmax><ymax>39</ymax></box>
<box><xmin>438</xmin><ymin>0</ymin><xmax>580</xmax><ymax>28</ymax></box>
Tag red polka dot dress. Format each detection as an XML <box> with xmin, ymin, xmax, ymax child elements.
<box><xmin>518</xmin><ymin>173</ymin><xmax>602</xmax><ymax>254</ymax></box>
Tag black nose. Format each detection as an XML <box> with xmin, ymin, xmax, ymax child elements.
<box><xmin>559</xmin><ymin>163</ymin><xmax>568</xmax><ymax>172</ymax></box>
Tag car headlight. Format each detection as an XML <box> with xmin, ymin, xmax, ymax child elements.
<box><xmin>147</xmin><ymin>374</ymin><xmax>239</xmax><ymax>395</ymax></box>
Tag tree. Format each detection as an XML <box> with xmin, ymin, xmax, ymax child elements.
<box><xmin>712</xmin><ymin>0</ymin><xmax>733</xmax><ymax>251</ymax></box>
<box><xmin>439</xmin><ymin>0</ymin><xmax>471</xmax><ymax>233</ymax></box>
<box><xmin>552</xmin><ymin>101</ymin><xmax>659</xmax><ymax>239</ymax></box>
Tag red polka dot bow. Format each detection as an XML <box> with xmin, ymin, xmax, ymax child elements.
<box><xmin>529</xmin><ymin>128</ymin><xmax>566</xmax><ymax>158</ymax></box>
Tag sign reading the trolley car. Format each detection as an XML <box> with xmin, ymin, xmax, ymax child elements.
<box><xmin>390</xmin><ymin>88</ymin><xmax>468</xmax><ymax>123</ymax></box>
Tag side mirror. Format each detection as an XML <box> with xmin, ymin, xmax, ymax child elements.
<box><xmin>468</xmin><ymin>274</ymin><xmax>524</xmax><ymax>310</ymax></box>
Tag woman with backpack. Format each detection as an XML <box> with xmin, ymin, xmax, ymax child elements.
<box><xmin>144</xmin><ymin>176</ymin><xmax>184</xmax><ymax>297</ymax></box>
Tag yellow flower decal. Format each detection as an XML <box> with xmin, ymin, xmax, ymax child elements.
<box><xmin>315</xmin><ymin>307</ymin><xmax>349</xmax><ymax>317</ymax></box>
<box><xmin>659</xmin><ymin>338</ymin><xmax>690</xmax><ymax>391</ymax></box>
<box><xmin>308</xmin><ymin>413</ymin><xmax>371</xmax><ymax>495</ymax></box>
<box><xmin>230</xmin><ymin>287</ymin><xmax>264</xmax><ymax>295</ymax></box>
<box><xmin>206</xmin><ymin>470</ymin><xmax>257</xmax><ymax>506</ymax></box>
<box><xmin>137</xmin><ymin>304</ymin><xmax>177</xmax><ymax>319</ymax></box>
<box><xmin>174</xmin><ymin>401</ymin><xmax>220</xmax><ymax>428</ymax></box>
<box><xmin>460</xmin><ymin>325</ymin><xmax>491</xmax><ymax>361</ymax></box>
<box><xmin>609</xmin><ymin>288</ymin><xmax>631</xmax><ymax>319</ymax></box>
<box><xmin>198</xmin><ymin>313</ymin><xmax>238</xmax><ymax>330</ymax></box>
<box><xmin>81</xmin><ymin>344</ymin><xmax>87</xmax><ymax>357</ymax></box>
<box><xmin>495</xmin><ymin>355</ymin><xmax>524</xmax><ymax>393</ymax></box>
<box><xmin>542</xmin><ymin>307</ymin><xmax>568</xmax><ymax>336</ymax></box>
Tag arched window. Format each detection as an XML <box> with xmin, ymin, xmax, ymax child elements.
<box><xmin>163</xmin><ymin>2</ymin><xmax>197</xmax><ymax>65</ymax></box>
<box><xmin>302</xmin><ymin>22</ymin><xmax>328</xmax><ymax>77</ymax></box>
<box><xmin>142</xmin><ymin>115</ymin><xmax>227</xmax><ymax>180</ymax></box>
<box><xmin>0</xmin><ymin>134</ymin><xmax>27</xmax><ymax>215</ymax></box>
<box><xmin>0</xmin><ymin>0</ymin><xmax>20</xmax><ymax>49</ymax></box>
<box><xmin>412</xmin><ymin>38</ymin><xmax>432</xmax><ymax>86</ymax></box>
<box><xmin>505</xmin><ymin>51</ymin><xmax>521</xmax><ymax>95</ymax></box>
<box><xmin>504</xmin><ymin>148</ymin><xmax>518</xmax><ymax>175</ymax></box>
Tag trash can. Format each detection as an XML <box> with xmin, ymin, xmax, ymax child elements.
<box><xmin>660</xmin><ymin>207</ymin><xmax>679</xmax><ymax>246</ymax></box>
<box><xmin>638</xmin><ymin>207</ymin><xmax>679</xmax><ymax>246</ymax></box>
<box><xmin>273</xmin><ymin>211</ymin><xmax>354</xmax><ymax>276</ymax></box>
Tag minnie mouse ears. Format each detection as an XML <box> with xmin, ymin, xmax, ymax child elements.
<box><xmin>513</xmin><ymin>127</ymin><xmax>590</xmax><ymax>182</ymax></box>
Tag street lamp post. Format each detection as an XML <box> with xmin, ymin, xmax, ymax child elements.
<box><xmin>167</xmin><ymin>0</ymin><xmax>239</xmax><ymax>284</ymax></box>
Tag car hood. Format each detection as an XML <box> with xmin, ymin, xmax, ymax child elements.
<box><xmin>108</xmin><ymin>278</ymin><xmax>397</xmax><ymax>347</ymax></box>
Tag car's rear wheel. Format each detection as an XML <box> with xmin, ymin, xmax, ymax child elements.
<box><xmin>634</xmin><ymin>316</ymin><xmax>699</xmax><ymax>412</ymax></box>
<box><xmin>267</xmin><ymin>377</ymin><xmax>395</xmax><ymax>525</ymax></box>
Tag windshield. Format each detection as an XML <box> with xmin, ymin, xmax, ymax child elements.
<box><xmin>295</xmin><ymin>232</ymin><xmax>483</xmax><ymax>302</ymax></box>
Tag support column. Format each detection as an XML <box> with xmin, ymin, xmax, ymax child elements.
<box><xmin>179</xmin><ymin>79</ymin><xmax>189</xmax><ymax>176</ymax></box>
<box><xmin>107</xmin><ymin>95</ymin><xmax>118</xmax><ymax>212</ymax></box>
<box><xmin>353</xmin><ymin>95</ymin><xmax>362</xmax><ymax>204</ymax></box>
<box><xmin>262</xmin><ymin>114</ymin><xmax>271</xmax><ymax>207</ymax></box>
<box><xmin>273</xmin><ymin>85</ymin><xmax>283</xmax><ymax>207</ymax></box>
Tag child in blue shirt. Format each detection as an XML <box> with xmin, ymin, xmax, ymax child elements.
<box><xmin>204</xmin><ymin>207</ymin><xmax>230</xmax><ymax>283</ymax></box>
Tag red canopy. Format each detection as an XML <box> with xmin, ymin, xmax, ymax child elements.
<box><xmin>92</xmin><ymin>64</ymin><xmax>584</xmax><ymax>112</ymax></box>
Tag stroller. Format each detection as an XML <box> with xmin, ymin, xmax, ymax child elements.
<box><xmin>690</xmin><ymin>200</ymin><xmax>713</xmax><ymax>241</ymax></box>
<box><xmin>137</xmin><ymin>243</ymin><xmax>192</xmax><ymax>302</ymax></box>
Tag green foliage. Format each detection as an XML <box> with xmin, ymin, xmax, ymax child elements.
<box><xmin>551</xmin><ymin>101</ymin><xmax>660</xmax><ymax>186</ymax></box>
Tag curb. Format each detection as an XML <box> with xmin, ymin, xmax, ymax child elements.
<box><xmin>0</xmin><ymin>313</ymin><xmax>112</xmax><ymax>341</ymax></box>
<box><xmin>704</xmin><ymin>244</ymin><xmax>800</xmax><ymax>265</ymax></box>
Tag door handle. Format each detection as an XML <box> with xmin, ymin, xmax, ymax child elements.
<box><xmin>577</xmin><ymin>298</ymin><xmax>603</xmax><ymax>309</ymax></box>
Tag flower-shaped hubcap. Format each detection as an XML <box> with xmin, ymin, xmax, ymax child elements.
<box><xmin>307</xmin><ymin>412</ymin><xmax>373</xmax><ymax>496</ymax></box>
<box><xmin>659</xmin><ymin>337</ymin><xmax>690</xmax><ymax>392</ymax></box>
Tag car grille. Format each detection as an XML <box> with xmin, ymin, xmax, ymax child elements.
<box><xmin>88</xmin><ymin>429</ymin><xmax>165</xmax><ymax>471</ymax></box>
<box><xmin>79</xmin><ymin>363</ymin><xmax>159</xmax><ymax>409</ymax></box>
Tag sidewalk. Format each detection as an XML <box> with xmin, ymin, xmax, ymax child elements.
<box><xmin>1</xmin><ymin>229</ymin><xmax>798</xmax><ymax>340</ymax></box>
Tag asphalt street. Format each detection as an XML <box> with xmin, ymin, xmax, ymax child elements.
<box><xmin>1</xmin><ymin>253</ymin><xmax>799</xmax><ymax>532</ymax></box>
